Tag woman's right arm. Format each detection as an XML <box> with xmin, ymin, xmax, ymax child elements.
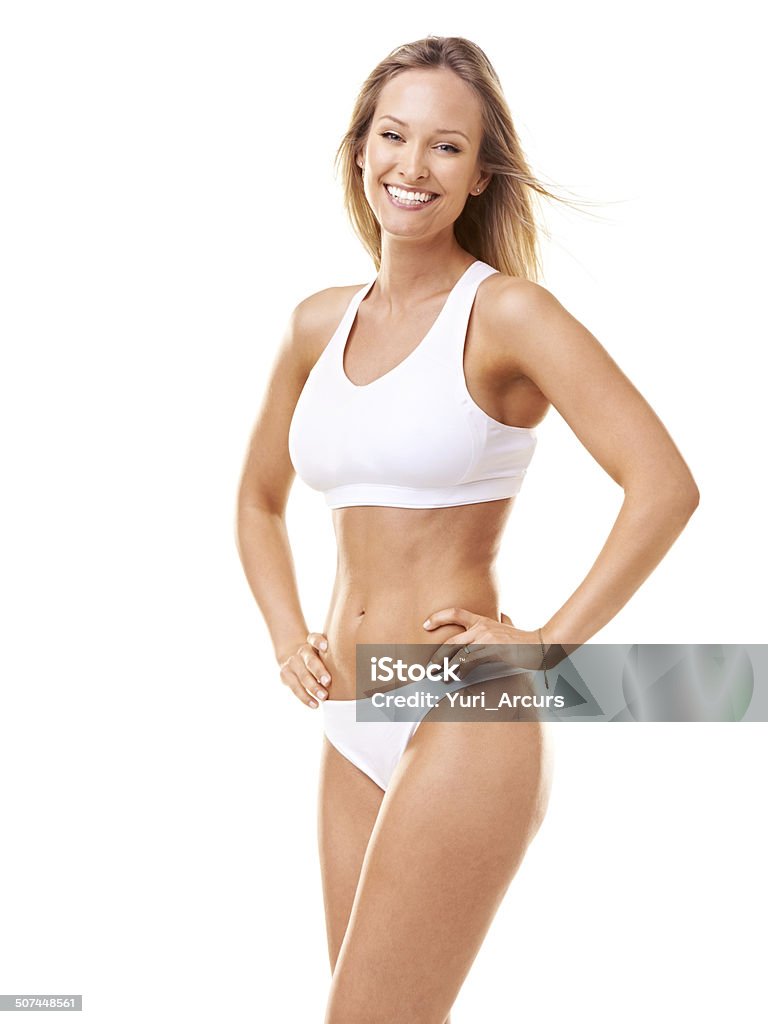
<box><xmin>234</xmin><ymin>295</ymin><xmax>332</xmax><ymax>706</ymax></box>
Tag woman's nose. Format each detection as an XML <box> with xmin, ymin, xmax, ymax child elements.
<box><xmin>398</xmin><ymin>148</ymin><xmax>429</xmax><ymax>183</ymax></box>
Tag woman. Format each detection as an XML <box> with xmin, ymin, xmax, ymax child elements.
<box><xmin>235</xmin><ymin>36</ymin><xmax>699</xmax><ymax>1024</ymax></box>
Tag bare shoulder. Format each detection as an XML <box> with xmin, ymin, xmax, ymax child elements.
<box><xmin>476</xmin><ymin>272</ymin><xmax>564</xmax><ymax>337</ymax></box>
<box><xmin>472</xmin><ymin>271</ymin><xmax>564</xmax><ymax>382</ymax></box>
<box><xmin>475</xmin><ymin>271</ymin><xmax>608</xmax><ymax>377</ymax></box>
<box><xmin>289</xmin><ymin>282</ymin><xmax>368</xmax><ymax>371</ymax></box>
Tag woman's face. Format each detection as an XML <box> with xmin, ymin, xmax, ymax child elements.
<box><xmin>358</xmin><ymin>68</ymin><xmax>490</xmax><ymax>240</ymax></box>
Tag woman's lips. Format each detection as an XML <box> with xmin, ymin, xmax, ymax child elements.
<box><xmin>383</xmin><ymin>184</ymin><xmax>440</xmax><ymax>211</ymax></box>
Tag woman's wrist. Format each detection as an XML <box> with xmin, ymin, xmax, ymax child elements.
<box><xmin>274</xmin><ymin>632</ymin><xmax>310</xmax><ymax>665</ymax></box>
<box><xmin>535</xmin><ymin>622</ymin><xmax>584</xmax><ymax>674</ymax></box>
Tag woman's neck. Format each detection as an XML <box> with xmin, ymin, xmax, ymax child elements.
<box><xmin>375</xmin><ymin>238</ymin><xmax>474</xmax><ymax>308</ymax></box>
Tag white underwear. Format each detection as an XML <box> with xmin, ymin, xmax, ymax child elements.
<box><xmin>321</xmin><ymin>661</ymin><xmax>531</xmax><ymax>791</ymax></box>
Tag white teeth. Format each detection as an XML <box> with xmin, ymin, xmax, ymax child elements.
<box><xmin>385</xmin><ymin>184</ymin><xmax>437</xmax><ymax>204</ymax></box>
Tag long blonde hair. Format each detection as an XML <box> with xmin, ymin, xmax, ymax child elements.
<box><xmin>335</xmin><ymin>36</ymin><xmax>595</xmax><ymax>282</ymax></box>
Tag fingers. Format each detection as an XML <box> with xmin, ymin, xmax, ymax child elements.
<box><xmin>306</xmin><ymin>631</ymin><xmax>328</xmax><ymax>653</ymax></box>
<box><xmin>426</xmin><ymin>624</ymin><xmax>479</xmax><ymax>676</ymax></box>
<box><xmin>278</xmin><ymin>633</ymin><xmax>331</xmax><ymax>708</ymax></box>
<box><xmin>303</xmin><ymin>633</ymin><xmax>332</xmax><ymax>692</ymax></box>
<box><xmin>425</xmin><ymin>612</ymin><xmax>517</xmax><ymax>679</ymax></box>
<box><xmin>422</xmin><ymin>606</ymin><xmax>476</xmax><ymax>630</ymax></box>
<box><xmin>426</xmin><ymin>644</ymin><xmax>484</xmax><ymax>683</ymax></box>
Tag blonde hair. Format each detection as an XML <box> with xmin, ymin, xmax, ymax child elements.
<box><xmin>335</xmin><ymin>35</ymin><xmax>595</xmax><ymax>282</ymax></box>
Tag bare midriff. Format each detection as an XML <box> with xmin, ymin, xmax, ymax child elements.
<box><xmin>322</xmin><ymin>497</ymin><xmax>516</xmax><ymax>701</ymax></box>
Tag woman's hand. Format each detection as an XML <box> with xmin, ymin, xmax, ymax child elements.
<box><xmin>422</xmin><ymin>607</ymin><xmax>543</xmax><ymax>679</ymax></box>
<box><xmin>277</xmin><ymin>632</ymin><xmax>332</xmax><ymax>708</ymax></box>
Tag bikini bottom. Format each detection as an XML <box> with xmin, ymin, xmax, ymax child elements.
<box><xmin>320</xmin><ymin>659</ymin><xmax>532</xmax><ymax>792</ymax></box>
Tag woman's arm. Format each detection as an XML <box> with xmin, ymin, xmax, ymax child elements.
<box><xmin>540</xmin><ymin>485</ymin><xmax>697</xmax><ymax>646</ymax></box>
<box><xmin>235</xmin><ymin>503</ymin><xmax>311</xmax><ymax>665</ymax></box>
<box><xmin>235</xmin><ymin>301</ymin><xmax>309</xmax><ymax>662</ymax></box>
<box><xmin>490</xmin><ymin>279</ymin><xmax>700</xmax><ymax>647</ymax></box>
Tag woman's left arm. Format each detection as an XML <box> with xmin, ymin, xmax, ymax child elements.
<box><xmin>504</xmin><ymin>279</ymin><xmax>699</xmax><ymax>645</ymax></box>
<box><xmin>424</xmin><ymin>279</ymin><xmax>699</xmax><ymax>657</ymax></box>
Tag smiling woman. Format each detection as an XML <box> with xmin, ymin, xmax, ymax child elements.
<box><xmin>375</xmin><ymin>113</ymin><xmax>473</xmax><ymax>208</ymax></box>
<box><xmin>352</xmin><ymin>67</ymin><xmax>496</xmax><ymax>265</ymax></box>
<box><xmin>235</xmin><ymin>34</ymin><xmax>698</xmax><ymax>1024</ymax></box>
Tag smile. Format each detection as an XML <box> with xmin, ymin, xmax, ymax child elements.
<box><xmin>384</xmin><ymin>184</ymin><xmax>440</xmax><ymax>209</ymax></box>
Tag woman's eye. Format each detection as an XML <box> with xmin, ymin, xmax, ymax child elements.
<box><xmin>379</xmin><ymin>132</ymin><xmax>459</xmax><ymax>154</ymax></box>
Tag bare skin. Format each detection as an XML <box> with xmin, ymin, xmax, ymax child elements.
<box><xmin>235</xmin><ymin>67</ymin><xmax>698</xmax><ymax>1023</ymax></box>
<box><xmin>316</xmin><ymin>272</ymin><xmax>554</xmax><ymax>1024</ymax></box>
<box><xmin>318</xmin><ymin>515</ymin><xmax>554</xmax><ymax>1024</ymax></box>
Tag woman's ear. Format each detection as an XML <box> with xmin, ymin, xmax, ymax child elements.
<box><xmin>473</xmin><ymin>171</ymin><xmax>493</xmax><ymax>196</ymax></box>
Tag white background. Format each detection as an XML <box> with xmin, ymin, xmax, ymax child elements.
<box><xmin>1</xmin><ymin>1</ymin><xmax>765</xmax><ymax>1021</ymax></box>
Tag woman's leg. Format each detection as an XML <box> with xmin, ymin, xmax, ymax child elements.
<box><xmin>318</xmin><ymin>733</ymin><xmax>456</xmax><ymax>1024</ymax></box>
<box><xmin>317</xmin><ymin>734</ymin><xmax>385</xmax><ymax>972</ymax></box>
<box><xmin>323</xmin><ymin>680</ymin><xmax>554</xmax><ymax>1024</ymax></box>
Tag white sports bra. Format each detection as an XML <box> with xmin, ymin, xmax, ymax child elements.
<box><xmin>288</xmin><ymin>259</ymin><xmax>537</xmax><ymax>510</ymax></box>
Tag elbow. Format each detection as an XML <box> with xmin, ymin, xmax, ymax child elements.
<box><xmin>235</xmin><ymin>496</ymin><xmax>287</xmax><ymax>527</ymax></box>
<box><xmin>234</xmin><ymin>502</ymin><xmax>273</xmax><ymax>562</ymax></box>
<box><xmin>624</xmin><ymin>472</ymin><xmax>700</xmax><ymax>517</ymax></box>
<box><xmin>661</xmin><ymin>477</ymin><xmax>700</xmax><ymax>521</ymax></box>
<box><xmin>676</xmin><ymin>468</ymin><xmax>700</xmax><ymax>515</ymax></box>
<box><xmin>236</xmin><ymin>476</ymin><xmax>288</xmax><ymax>521</ymax></box>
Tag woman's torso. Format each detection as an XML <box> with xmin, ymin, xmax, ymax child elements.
<box><xmin>323</xmin><ymin>500</ymin><xmax>514</xmax><ymax>699</ymax></box>
<box><xmin>292</xmin><ymin>259</ymin><xmax>550</xmax><ymax>701</ymax></box>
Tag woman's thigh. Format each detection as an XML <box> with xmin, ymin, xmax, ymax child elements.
<box><xmin>317</xmin><ymin>734</ymin><xmax>385</xmax><ymax>972</ymax></box>
<box><xmin>324</xmin><ymin>688</ymin><xmax>554</xmax><ymax>1024</ymax></box>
